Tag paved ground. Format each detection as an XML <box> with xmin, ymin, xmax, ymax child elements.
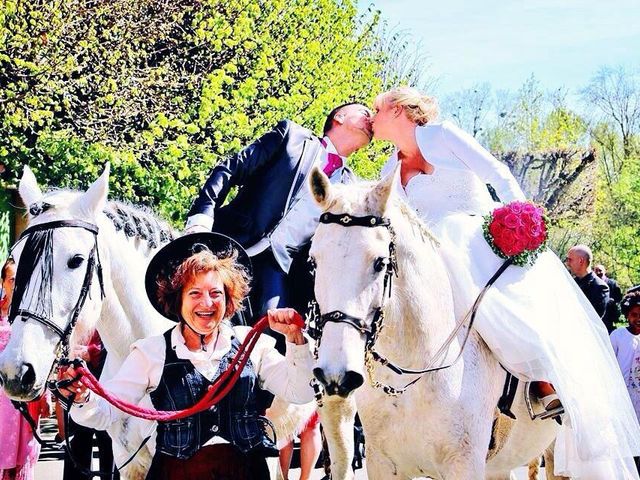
<box><xmin>34</xmin><ymin>418</ymin><xmax>540</xmax><ymax>479</ymax></box>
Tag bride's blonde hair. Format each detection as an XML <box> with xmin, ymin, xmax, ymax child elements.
<box><xmin>383</xmin><ymin>86</ymin><xmax>439</xmax><ymax>125</ymax></box>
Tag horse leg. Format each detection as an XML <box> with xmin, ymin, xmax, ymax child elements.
<box><xmin>318</xmin><ymin>395</ymin><xmax>356</xmax><ymax>480</ymax></box>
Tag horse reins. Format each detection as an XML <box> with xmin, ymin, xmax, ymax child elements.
<box><xmin>310</xmin><ymin>211</ymin><xmax>513</xmax><ymax>397</ymax></box>
<box><xmin>57</xmin><ymin>314</ymin><xmax>303</xmax><ymax>421</ymax></box>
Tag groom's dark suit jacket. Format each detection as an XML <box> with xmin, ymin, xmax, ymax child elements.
<box><xmin>187</xmin><ymin>119</ymin><xmax>355</xmax><ymax>252</ymax></box>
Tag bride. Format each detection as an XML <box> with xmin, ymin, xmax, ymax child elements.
<box><xmin>371</xmin><ymin>86</ymin><xmax>640</xmax><ymax>479</ymax></box>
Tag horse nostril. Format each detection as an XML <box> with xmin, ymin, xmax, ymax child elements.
<box><xmin>20</xmin><ymin>363</ymin><xmax>36</xmax><ymax>390</ymax></box>
<box><xmin>339</xmin><ymin>370</ymin><xmax>364</xmax><ymax>396</ymax></box>
<box><xmin>313</xmin><ymin>367</ymin><xmax>329</xmax><ymax>388</ymax></box>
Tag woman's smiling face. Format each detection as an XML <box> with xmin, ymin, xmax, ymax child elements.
<box><xmin>180</xmin><ymin>270</ymin><xmax>226</xmax><ymax>334</ymax></box>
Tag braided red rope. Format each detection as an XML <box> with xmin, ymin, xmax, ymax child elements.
<box><xmin>74</xmin><ymin>314</ymin><xmax>304</xmax><ymax>421</ymax></box>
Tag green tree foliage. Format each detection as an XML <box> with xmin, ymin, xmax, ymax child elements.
<box><xmin>1</xmin><ymin>0</ymin><xmax>385</xmax><ymax>223</ymax></box>
<box><xmin>593</xmin><ymin>151</ymin><xmax>640</xmax><ymax>287</ymax></box>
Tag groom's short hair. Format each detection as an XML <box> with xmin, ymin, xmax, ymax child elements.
<box><xmin>323</xmin><ymin>102</ymin><xmax>362</xmax><ymax>135</ymax></box>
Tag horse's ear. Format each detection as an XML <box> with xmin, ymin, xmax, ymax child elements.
<box><xmin>368</xmin><ymin>163</ymin><xmax>399</xmax><ymax>214</ymax></box>
<box><xmin>72</xmin><ymin>163</ymin><xmax>110</xmax><ymax>218</ymax></box>
<box><xmin>310</xmin><ymin>166</ymin><xmax>333</xmax><ymax>209</ymax></box>
<box><xmin>19</xmin><ymin>165</ymin><xmax>44</xmax><ymax>208</ymax></box>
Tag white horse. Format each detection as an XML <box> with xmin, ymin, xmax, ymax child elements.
<box><xmin>0</xmin><ymin>165</ymin><xmax>173</xmax><ymax>478</ymax></box>
<box><xmin>307</xmin><ymin>167</ymin><xmax>563</xmax><ymax>480</ymax></box>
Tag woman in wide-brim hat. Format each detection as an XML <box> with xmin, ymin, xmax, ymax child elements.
<box><xmin>60</xmin><ymin>232</ymin><xmax>315</xmax><ymax>480</ymax></box>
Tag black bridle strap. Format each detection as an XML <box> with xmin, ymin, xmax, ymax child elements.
<box><xmin>15</xmin><ymin>309</ymin><xmax>65</xmax><ymax>338</ymax></box>
<box><xmin>20</xmin><ymin>220</ymin><xmax>99</xmax><ymax>239</ymax></box>
<box><xmin>12</xmin><ymin>400</ymin><xmax>47</xmax><ymax>445</ymax></box>
<box><xmin>319</xmin><ymin>212</ymin><xmax>390</xmax><ymax>228</ymax></box>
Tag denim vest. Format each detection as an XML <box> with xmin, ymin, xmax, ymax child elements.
<box><xmin>150</xmin><ymin>328</ymin><xmax>277</xmax><ymax>460</ymax></box>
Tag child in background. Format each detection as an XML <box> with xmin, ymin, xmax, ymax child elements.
<box><xmin>610</xmin><ymin>291</ymin><xmax>640</xmax><ymax>473</ymax></box>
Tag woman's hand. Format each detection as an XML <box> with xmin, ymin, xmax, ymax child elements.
<box><xmin>267</xmin><ymin>308</ymin><xmax>306</xmax><ymax>345</ymax></box>
<box><xmin>57</xmin><ymin>365</ymin><xmax>90</xmax><ymax>404</ymax></box>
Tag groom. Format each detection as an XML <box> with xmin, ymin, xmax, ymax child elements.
<box><xmin>185</xmin><ymin>103</ymin><xmax>373</xmax><ymax>327</ymax></box>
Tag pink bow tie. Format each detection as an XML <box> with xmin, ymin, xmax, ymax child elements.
<box><xmin>320</xmin><ymin>138</ymin><xmax>343</xmax><ymax>177</ymax></box>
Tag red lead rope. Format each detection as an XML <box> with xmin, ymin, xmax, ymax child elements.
<box><xmin>72</xmin><ymin>314</ymin><xmax>304</xmax><ymax>422</ymax></box>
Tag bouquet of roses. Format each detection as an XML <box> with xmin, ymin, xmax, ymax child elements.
<box><xmin>482</xmin><ymin>200</ymin><xmax>548</xmax><ymax>266</ymax></box>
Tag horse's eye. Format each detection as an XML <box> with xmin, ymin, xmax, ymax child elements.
<box><xmin>67</xmin><ymin>255</ymin><xmax>85</xmax><ymax>269</ymax></box>
<box><xmin>373</xmin><ymin>257</ymin><xmax>388</xmax><ymax>273</ymax></box>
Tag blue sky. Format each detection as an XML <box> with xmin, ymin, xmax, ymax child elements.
<box><xmin>366</xmin><ymin>0</ymin><xmax>640</xmax><ymax>97</ymax></box>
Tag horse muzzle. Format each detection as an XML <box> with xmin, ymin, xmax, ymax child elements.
<box><xmin>313</xmin><ymin>367</ymin><xmax>364</xmax><ymax>397</ymax></box>
<box><xmin>0</xmin><ymin>361</ymin><xmax>42</xmax><ymax>401</ymax></box>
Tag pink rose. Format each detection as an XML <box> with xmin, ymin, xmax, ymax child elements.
<box><xmin>509</xmin><ymin>202</ymin><xmax>524</xmax><ymax>214</ymax></box>
<box><xmin>522</xmin><ymin>203</ymin><xmax>537</xmax><ymax>215</ymax></box>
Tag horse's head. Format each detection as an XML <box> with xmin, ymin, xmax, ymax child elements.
<box><xmin>309</xmin><ymin>166</ymin><xmax>397</xmax><ymax>397</ymax></box>
<box><xmin>0</xmin><ymin>165</ymin><xmax>110</xmax><ymax>400</ymax></box>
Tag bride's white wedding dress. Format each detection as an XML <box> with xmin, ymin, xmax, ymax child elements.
<box><xmin>383</xmin><ymin>120</ymin><xmax>640</xmax><ymax>478</ymax></box>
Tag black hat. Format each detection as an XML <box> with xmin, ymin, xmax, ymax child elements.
<box><xmin>145</xmin><ymin>232</ymin><xmax>251</xmax><ymax>320</ymax></box>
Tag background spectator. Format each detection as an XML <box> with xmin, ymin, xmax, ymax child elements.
<box><xmin>595</xmin><ymin>264</ymin><xmax>624</xmax><ymax>303</ymax></box>
<box><xmin>565</xmin><ymin>245</ymin><xmax>612</xmax><ymax>330</ymax></box>
<box><xmin>595</xmin><ymin>264</ymin><xmax>624</xmax><ymax>330</ymax></box>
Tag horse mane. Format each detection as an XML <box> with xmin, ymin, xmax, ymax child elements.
<box><xmin>102</xmin><ymin>200</ymin><xmax>175</xmax><ymax>248</ymax></box>
<box><xmin>394</xmin><ymin>200</ymin><xmax>440</xmax><ymax>248</ymax></box>
<box><xmin>39</xmin><ymin>188</ymin><xmax>176</xmax><ymax>248</ymax></box>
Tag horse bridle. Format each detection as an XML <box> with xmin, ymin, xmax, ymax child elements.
<box><xmin>309</xmin><ymin>210</ymin><xmax>512</xmax><ymax>397</ymax></box>
<box><xmin>309</xmin><ymin>211</ymin><xmax>398</xmax><ymax>350</ymax></box>
<box><xmin>9</xmin><ymin>218</ymin><xmax>105</xmax><ymax>359</ymax></box>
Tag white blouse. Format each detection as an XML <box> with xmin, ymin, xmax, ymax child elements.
<box><xmin>71</xmin><ymin>322</ymin><xmax>315</xmax><ymax>431</ymax></box>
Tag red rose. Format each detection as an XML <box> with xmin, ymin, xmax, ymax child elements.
<box><xmin>489</xmin><ymin>221</ymin><xmax>502</xmax><ymax>239</ymax></box>
<box><xmin>526</xmin><ymin>238</ymin><xmax>539</xmax><ymax>250</ymax></box>
<box><xmin>496</xmin><ymin>230</ymin><xmax>517</xmax><ymax>254</ymax></box>
<box><xmin>514</xmin><ymin>238</ymin><xmax>529</xmax><ymax>253</ymax></box>
<box><xmin>503</xmin><ymin>213</ymin><xmax>521</xmax><ymax>229</ymax></box>
<box><xmin>528</xmin><ymin>224</ymin><xmax>542</xmax><ymax>238</ymax></box>
<box><xmin>516</xmin><ymin>225</ymin><xmax>528</xmax><ymax>240</ymax></box>
<box><xmin>493</xmin><ymin>207</ymin><xmax>509</xmax><ymax>224</ymax></box>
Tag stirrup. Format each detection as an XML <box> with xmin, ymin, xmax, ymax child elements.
<box><xmin>524</xmin><ymin>382</ymin><xmax>565</xmax><ymax>421</ymax></box>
